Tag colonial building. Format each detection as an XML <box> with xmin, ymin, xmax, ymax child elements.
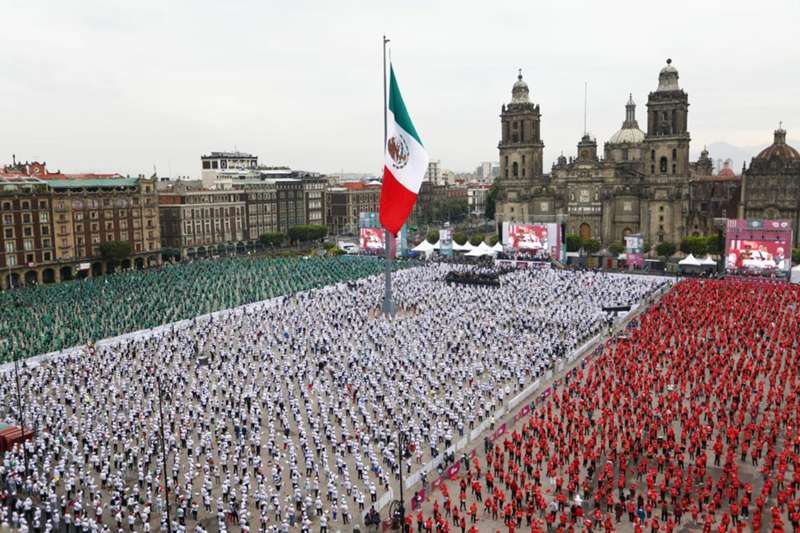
<box><xmin>325</xmin><ymin>181</ymin><xmax>382</xmax><ymax>236</ymax></box>
<box><xmin>1</xmin><ymin>161</ymin><xmax>161</xmax><ymax>288</ymax></box>
<box><xmin>688</xmin><ymin>156</ymin><xmax>741</xmax><ymax>236</ymax></box>
<box><xmin>158</xmin><ymin>183</ymin><xmax>246</xmax><ymax>258</ymax></box>
<box><xmin>740</xmin><ymin>127</ymin><xmax>800</xmax><ymax>245</ymax></box>
<box><xmin>494</xmin><ymin>60</ymin><xmax>743</xmax><ymax>248</ymax></box>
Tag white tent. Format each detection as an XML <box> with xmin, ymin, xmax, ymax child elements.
<box><xmin>461</xmin><ymin>241</ymin><xmax>476</xmax><ymax>251</ymax></box>
<box><xmin>791</xmin><ymin>264</ymin><xmax>800</xmax><ymax>284</ymax></box>
<box><xmin>465</xmin><ymin>248</ymin><xmax>491</xmax><ymax>257</ymax></box>
<box><xmin>431</xmin><ymin>240</ymin><xmax>440</xmax><ymax>250</ymax></box>
<box><xmin>491</xmin><ymin>242</ymin><xmax>503</xmax><ymax>252</ymax></box>
<box><xmin>678</xmin><ymin>254</ymin><xmax>702</xmax><ymax>266</ymax></box>
<box><xmin>412</xmin><ymin>240</ymin><xmax>435</xmax><ymax>253</ymax></box>
<box><xmin>700</xmin><ymin>255</ymin><xmax>717</xmax><ymax>266</ymax></box>
<box><xmin>452</xmin><ymin>241</ymin><xmax>471</xmax><ymax>252</ymax></box>
<box><xmin>477</xmin><ymin>242</ymin><xmax>493</xmax><ymax>253</ymax></box>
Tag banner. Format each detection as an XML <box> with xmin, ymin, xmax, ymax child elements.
<box><xmin>502</xmin><ymin>222</ymin><xmax>561</xmax><ymax>259</ymax></box>
<box><xmin>439</xmin><ymin>228</ymin><xmax>453</xmax><ymax>257</ymax></box>
<box><xmin>360</xmin><ymin>228</ymin><xmax>385</xmax><ymax>251</ymax></box>
<box><xmin>725</xmin><ymin>219</ymin><xmax>792</xmax><ymax>275</ymax></box>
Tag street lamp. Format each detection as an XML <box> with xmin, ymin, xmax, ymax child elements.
<box><xmin>11</xmin><ymin>298</ymin><xmax>29</xmax><ymax>476</ymax></box>
<box><xmin>396</xmin><ymin>431</ymin><xmax>408</xmax><ymax>532</ymax></box>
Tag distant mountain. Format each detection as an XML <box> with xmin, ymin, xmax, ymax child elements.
<box><xmin>692</xmin><ymin>139</ymin><xmax>800</xmax><ymax>172</ymax></box>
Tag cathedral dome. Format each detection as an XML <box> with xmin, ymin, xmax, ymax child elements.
<box><xmin>607</xmin><ymin>93</ymin><xmax>645</xmax><ymax>145</ymax></box>
<box><xmin>608</xmin><ymin>128</ymin><xmax>645</xmax><ymax>145</ymax></box>
<box><xmin>511</xmin><ymin>70</ymin><xmax>530</xmax><ymax>104</ymax></box>
<box><xmin>754</xmin><ymin>128</ymin><xmax>800</xmax><ymax>161</ymax></box>
<box><xmin>657</xmin><ymin>58</ymin><xmax>680</xmax><ymax>92</ymax></box>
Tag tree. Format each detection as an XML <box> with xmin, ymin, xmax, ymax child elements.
<box><xmin>453</xmin><ymin>231</ymin><xmax>468</xmax><ymax>245</ymax></box>
<box><xmin>259</xmin><ymin>232</ymin><xmax>285</xmax><ymax>248</ymax></box>
<box><xmin>288</xmin><ymin>225</ymin><xmax>327</xmax><ymax>244</ymax></box>
<box><xmin>583</xmin><ymin>239</ymin><xmax>601</xmax><ymax>254</ymax></box>
<box><xmin>680</xmin><ymin>236</ymin><xmax>708</xmax><ymax>256</ymax></box>
<box><xmin>656</xmin><ymin>242</ymin><xmax>677</xmax><ymax>257</ymax></box>
<box><xmin>484</xmin><ymin>180</ymin><xmax>500</xmax><ymax>221</ymax></box>
<box><xmin>705</xmin><ymin>233</ymin><xmax>724</xmax><ymax>255</ymax></box>
<box><xmin>565</xmin><ymin>234</ymin><xmax>582</xmax><ymax>253</ymax></box>
<box><xmin>793</xmin><ymin>248</ymin><xmax>800</xmax><ymax>265</ymax></box>
<box><xmin>426</xmin><ymin>229</ymin><xmax>439</xmax><ymax>244</ymax></box>
<box><xmin>488</xmin><ymin>235</ymin><xmax>499</xmax><ymax>246</ymax></box>
<box><xmin>99</xmin><ymin>240</ymin><xmax>132</xmax><ymax>264</ymax></box>
<box><xmin>608</xmin><ymin>242</ymin><xmax>625</xmax><ymax>256</ymax></box>
<box><xmin>469</xmin><ymin>233</ymin><xmax>485</xmax><ymax>246</ymax></box>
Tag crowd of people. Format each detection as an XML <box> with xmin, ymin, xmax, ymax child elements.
<box><xmin>409</xmin><ymin>279</ymin><xmax>800</xmax><ymax>532</ymax></box>
<box><xmin>0</xmin><ymin>256</ymin><xmax>412</xmax><ymax>364</ymax></box>
<box><xmin>0</xmin><ymin>263</ymin><xmax>662</xmax><ymax>532</ymax></box>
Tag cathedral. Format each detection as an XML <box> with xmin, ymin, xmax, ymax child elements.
<box><xmin>740</xmin><ymin>126</ymin><xmax>800</xmax><ymax>245</ymax></box>
<box><xmin>494</xmin><ymin>59</ymin><xmax>800</xmax><ymax>248</ymax></box>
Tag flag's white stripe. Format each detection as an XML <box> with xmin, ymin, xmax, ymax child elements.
<box><xmin>385</xmin><ymin>109</ymin><xmax>429</xmax><ymax>194</ymax></box>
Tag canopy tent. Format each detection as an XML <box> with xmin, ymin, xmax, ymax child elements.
<box><xmin>465</xmin><ymin>248</ymin><xmax>492</xmax><ymax>257</ymax></box>
<box><xmin>491</xmin><ymin>242</ymin><xmax>503</xmax><ymax>252</ymax></box>
<box><xmin>476</xmin><ymin>242</ymin><xmax>494</xmax><ymax>253</ymax></box>
<box><xmin>452</xmin><ymin>241</ymin><xmax>471</xmax><ymax>252</ymax></box>
<box><xmin>792</xmin><ymin>264</ymin><xmax>800</xmax><ymax>284</ymax></box>
<box><xmin>700</xmin><ymin>255</ymin><xmax>717</xmax><ymax>266</ymax></box>
<box><xmin>412</xmin><ymin>240</ymin><xmax>435</xmax><ymax>253</ymax></box>
<box><xmin>678</xmin><ymin>254</ymin><xmax>703</xmax><ymax>266</ymax></box>
<box><xmin>461</xmin><ymin>242</ymin><xmax>476</xmax><ymax>251</ymax></box>
<box><xmin>431</xmin><ymin>240</ymin><xmax>440</xmax><ymax>250</ymax></box>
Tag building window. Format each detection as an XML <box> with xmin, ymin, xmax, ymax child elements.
<box><xmin>39</xmin><ymin>200</ymin><xmax>48</xmax><ymax>209</ymax></box>
<box><xmin>672</xmin><ymin>163</ymin><xmax>676</xmax><ymax>174</ymax></box>
<box><xmin>672</xmin><ymin>148</ymin><xmax>677</xmax><ymax>160</ymax></box>
<box><xmin>41</xmin><ymin>226</ymin><xmax>49</xmax><ymax>236</ymax></box>
<box><xmin>6</xmin><ymin>255</ymin><xmax>16</xmax><ymax>267</ymax></box>
<box><xmin>21</xmin><ymin>200</ymin><xmax>30</xmax><ymax>210</ymax></box>
<box><xmin>202</xmin><ymin>161</ymin><xmax>211</xmax><ymax>169</ymax></box>
<box><xmin>40</xmin><ymin>212</ymin><xmax>49</xmax><ymax>223</ymax></box>
<box><xmin>4</xmin><ymin>241</ymin><xmax>14</xmax><ymax>253</ymax></box>
<box><xmin>1</xmin><ymin>201</ymin><xmax>11</xmax><ymax>211</ymax></box>
<box><xmin>660</xmin><ymin>157</ymin><xmax>667</xmax><ymax>173</ymax></box>
<box><xmin>650</xmin><ymin>165</ymin><xmax>655</xmax><ymax>175</ymax></box>
<box><xmin>25</xmin><ymin>253</ymin><xmax>34</xmax><ymax>265</ymax></box>
<box><xmin>659</xmin><ymin>206</ymin><xmax>664</xmax><ymax>212</ymax></box>
<box><xmin>512</xmin><ymin>161</ymin><xmax>519</xmax><ymax>177</ymax></box>
<box><xmin>43</xmin><ymin>251</ymin><xmax>52</xmax><ymax>261</ymax></box>
<box><xmin>4</xmin><ymin>228</ymin><xmax>13</xmax><ymax>238</ymax></box>
<box><xmin>22</xmin><ymin>213</ymin><xmax>31</xmax><ymax>224</ymax></box>
<box><xmin>23</xmin><ymin>239</ymin><xmax>33</xmax><ymax>251</ymax></box>
<box><xmin>23</xmin><ymin>227</ymin><xmax>33</xmax><ymax>237</ymax></box>
<box><xmin>42</xmin><ymin>238</ymin><xmax>51</xmax><ymax>248</ymax></box>
<box><xmin>651</xmin><ymin>149</ymin><xmax>655</xmax><ymax>160</ymax></box>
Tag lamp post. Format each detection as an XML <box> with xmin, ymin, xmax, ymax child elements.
<box><xmin>155</xmin><ymin>374</ymin><xmax>173</xmax><ymax>533</ymax></box>
<box><xmin>397</xmin><ymin>431</ymin><xmax>407</xmax><ymax>532</ymax></box>
<box><xmin>12</xmin><ymin>298</ymin><xmax>29</xmax><ymax>476</ymax></box>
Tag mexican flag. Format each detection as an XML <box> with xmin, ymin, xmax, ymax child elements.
<box><xmin>379</xmin><ymin>65</ymin><xmax>429</xmax><ymax>236</ymax></box>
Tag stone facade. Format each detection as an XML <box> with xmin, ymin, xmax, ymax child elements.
<box><xmin>740</xmin><ymin>127</ymin><xmax>800</xmax><ymax>246</ymax></box>
<box><xmin>494</xmin><ymin>60</ymin><xmax>747</xmax><ymax>249</ymax></box>
<box><xmin>1</xmin><ymin>164</ymin><xmax>161</xmax><ymax>289</ymax></box>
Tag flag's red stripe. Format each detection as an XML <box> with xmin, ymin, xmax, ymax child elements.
<box><xmin>379</xmin><ymin>166</ymin><xmax>417</xmax><ymax>236</ymax></box>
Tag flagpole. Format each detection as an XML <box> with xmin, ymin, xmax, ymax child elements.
<box><xmin>382</xmin><ymin>34</ymin><xmax>395</xmax><ymax>317</ymax></box>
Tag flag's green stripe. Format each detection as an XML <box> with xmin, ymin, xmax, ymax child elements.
<box><xmin>389</xmin><ymin>66</ymin><xmax>423</xmax><ymax>146</ymax></box>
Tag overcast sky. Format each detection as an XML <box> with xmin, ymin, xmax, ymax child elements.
<box><xmin>2</xmin><ymin>0</ymin><xmax>798</xmax><ymax>177</ymax></box>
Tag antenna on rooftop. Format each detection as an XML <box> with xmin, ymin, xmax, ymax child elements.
<box><xmin>583</xmin><ymin>81</ymin><xmax>588</xmax><ymax>136</ymax></box>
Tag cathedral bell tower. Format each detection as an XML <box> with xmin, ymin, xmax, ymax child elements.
<box><xmin>643</xmin><ymin>59</ymin><xmax>690</xmax><ymax>177</ymax></box>
<box><xmin>498</xmin><ymin>70</ymin><xmax>544</xmax><ymax>181</ymax></box>
<box><xmin>642</xmin><ymin>58</ymin><xmax>692</xmax><ymax>245</ymax></box>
